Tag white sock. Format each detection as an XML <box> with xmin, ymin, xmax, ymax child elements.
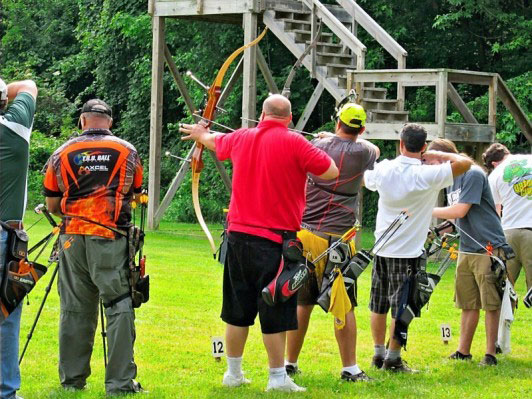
<box><xmin>227</xmin><ymin>356</ymin><xmax>243</xmax><ymax>377</ymax></box>
<box><xmin>268</xmin><ymin>367</ymin><xmax>287</xmax><ymax>386</ymax></box>
<box><xmin>285</xmin><ymin>360</ymin><xmax>298</xmax><ymax>367</ymax></box>
<box><xmin>342</xmin><ymin>364</ymin><xmax>361</xmax><ymax>375</ymax></box>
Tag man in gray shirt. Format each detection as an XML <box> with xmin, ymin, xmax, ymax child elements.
<box><xmin>430</xmin><ymin>139</ymin><xmax>509</xmax><ymax>366</ymax></box>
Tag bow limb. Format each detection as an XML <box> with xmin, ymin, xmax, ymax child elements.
<box><xmin>191</xmin><ymin>26</ymin><xmax>268</xmax><ymax>257</ymax></box>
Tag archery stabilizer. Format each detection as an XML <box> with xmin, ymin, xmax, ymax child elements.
<box><xmin>316</xmin><ymin>211</ymin><xmax>410</xmax><ymax>312</ymax></box>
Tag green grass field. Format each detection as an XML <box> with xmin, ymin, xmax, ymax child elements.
<box><xmin>18</xmin><ymin>212</ymin><xmax>531</xmax><ymax>398</ymax></box>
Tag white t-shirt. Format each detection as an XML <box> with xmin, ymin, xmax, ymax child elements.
<box><xmin>364</xmin><ymin>155</ymin><xmax>453</xmax><ymax>258</ymax></box>
<box><xmin>488</xmin><ymin>154</ymin><xmax>532</xmax><ymax>230</ymax></box>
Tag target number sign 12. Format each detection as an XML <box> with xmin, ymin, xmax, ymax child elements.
<box><xmin>211</xmin><ymin>336</ymin><xmax>225</xmax><ymax>358</ymax></box>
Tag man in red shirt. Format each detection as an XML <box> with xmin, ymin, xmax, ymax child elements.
<box><xmin>180</xmin><ymin>94</ymin><xmax>338</xmax><ymax>392</ymax></box>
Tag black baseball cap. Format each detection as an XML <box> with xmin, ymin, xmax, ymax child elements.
<box><xmin>81</xmin><ymin>99</ymin><xmax>112</xmax><ymax>117</ymax></box>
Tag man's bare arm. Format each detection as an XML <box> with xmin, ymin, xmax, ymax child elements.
<box><xmin>423</xmin><ymin>150</ymin><xmax>473</xmax><ymax>177</ymax></box>
<box><xmin>45</xmin><ymin>197</ymin><xmax>63</xmax><ymax>218</ymax></box>
<box><xmin>317</xmin><ymin>159</ymin><xmax>339</xmax><ymax>180</ymax></box>
<box><xmin>179</xmin><ymin>123</ymin><xmax>223</xmax><ymax>151</ymax></box>
<box><xmin>433</xmin><ymin>203</ymin><xmax>472</xmax><ymax>219</ymax></box>
<box><xmin>7</xmin><ymin>80</ymin><xmax>38</xmax><ymax>101</ymax></box>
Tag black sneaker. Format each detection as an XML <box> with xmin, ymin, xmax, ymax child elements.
<box><xmin>383</xmin><ymin>357</ymin><xmax>419</xmax><ymax>373</ymax></box>
<box><xmin>371</xmin><ymin>355</ymin><xmax>384</xmax><ymax>369</ymax></box>
<box><xmin>449</xmin><ymin>351</ymin><xmax>472</xmax><ymax>360</ymax></box>
<box><xmin>285</xmin><ymin>364</ymin><xmax>301</xmax><ymax>376</ymax></box>
<box><xmin>341</xmin><ymin>370</ymin><xmax>373</xmax><ymax>382</ymax></box>
<box><xmin>495</xmin><ymin>344</ymin><xmax>503</xmax><ymax>355</ymax></box>
<box><xmin>479</xmin><ymin>354</ymin><xmax>497</xmax><ymax>366</ymax></box>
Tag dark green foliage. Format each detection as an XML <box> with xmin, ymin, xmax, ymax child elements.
<box><xmin>0</xmin><ymin>0</ymin><xmax>529</xmax><ymax>226</ymax></box>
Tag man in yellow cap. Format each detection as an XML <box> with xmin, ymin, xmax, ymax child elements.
<box><xmin>286</xmin><ymin>103</ymin><xmax>380</xmax><ymax>382</ymax></box>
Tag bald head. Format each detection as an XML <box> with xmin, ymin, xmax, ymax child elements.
<box><xmin>262</xmin><ymin>94</ymin><xmax>292</xmax><ymax>121</ymax></box>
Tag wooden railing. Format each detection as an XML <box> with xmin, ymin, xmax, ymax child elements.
<box><xmin>346</xmin><ymin>69</ymin><xmax>532</xmax><ymax>144</ymax></box>
<box><xmin>302</xmin><ymin>0</ymin><xmax>367</xmax><ymax>70</ymax></box>
<box><xmin>336</xmin><ymin>0</ymin><xmax>407</xmax><ymax>109</ymax></box>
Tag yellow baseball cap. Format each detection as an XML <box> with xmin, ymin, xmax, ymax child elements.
<box><xmin>337</xmin><ymin>103</ymin><xmax>366</xmax><ymax>128</ymax></box>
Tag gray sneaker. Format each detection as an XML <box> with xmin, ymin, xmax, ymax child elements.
<box><xmin>285</xmin><ymin>364</ymin><xmax>301</xmax><ymax>376</ymax></box>
<box><xmin>479</xmin><ymin>354</ymin><xmax>497</xmax><ymax>366</ymax></box>
<box><xmin>341</xmin><ymin>370</ymin><xmax>373</xmax><ymax>382</ymax></box>
<box><xmin>383</xmin><ymin>357</ymin><xmax>419</xmax><ymax>373</ymax></box>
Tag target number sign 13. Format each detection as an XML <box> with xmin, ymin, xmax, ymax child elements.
<box><xmin>440</xmin><ymin>324</ymin><xmax>452</xmax><ymax>343</ymax></box>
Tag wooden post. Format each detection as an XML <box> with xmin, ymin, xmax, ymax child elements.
<box><xmin>488</xmin><ymin>75</ymin><xmax>498</xmax><ymax>131</ymax></box>
<box><xmin>310</xmin><ymin>5</ymin><xmax>318</xmax><ymax>78</ymax></box>
<box><xmin>397</xmin><ymin>55</ymin><xmax>406</xmax><ymax>111</ymax></box>
<box><xmin>148</xmin><ymin>16</ymin><xmax>165</xmax><ymax>229</ymax></box>
<box><xmin>242</xmin><ymin>12</ymin><xmax>258</xmax><ymax>128</ymax></box>
<box><xmin>436</xmin><ymin>71</ymin><xmax>448</xmax><ymax>138</ymax></box>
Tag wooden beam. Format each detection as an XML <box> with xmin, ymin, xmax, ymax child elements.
<box><xmin>496</xmin><ymin>75</ymin><xmax>532</xmax><ymax>144</ymax></box>
<box><xmin>256</xmin><ymin>48</ymin><xmax>279</xmax><ymax>94</ymax></box>
<box><xmin>207</xmin><ymin>150</ymin><xmax>232</xmax><ymax>192</ymax></box>
<box><xmin>148</xmin><ymin>16</ymin><xmax>165</xmax><ymax>229</ymax></box>
<box><xmin>154</xmin><ymin>144</ymin><xmax>195</xmax><ymax>225</ymax></box>
<box><xmin>219</xmin><ymin>56</ymin><xmax>244</xmax><ymax>108</ymax></box>
<box><xmin>447</xmin><ymin>83</ymin><xmax>478</xmax><ymax>124</ymax></box>
<box><xmin>295</xmin><ymin>82</ymin><xmax>324</xmax><ymax>132</ymax></box>
<box><xmin>242</xmin><ymin>12</ymin><xmax>258</xmax><ymax>128</ymax></box>
<box><xmin>154</xmin><ymin>0</ymin><xmax>251</xmax><ymax>16</ymax></box>
<box><xmin>361</xmin><ymin>122</ymin><xmax>494</xmax><ymax>143</ymax></box>
<box><xmin>164</xmin><ymin>44</ymin><xmax>197</xmax><ymax>115</ymax></box>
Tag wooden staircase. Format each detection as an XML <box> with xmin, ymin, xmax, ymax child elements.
<box><xmin>263</xmin><ymin>0</ymin><xmax>409</xmax><ymax>123</ymax></box>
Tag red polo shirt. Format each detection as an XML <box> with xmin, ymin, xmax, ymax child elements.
<box><xmin>215</xmin><ymin>119</ymin><xmax>332</xmax><ymax>243</ymax></box>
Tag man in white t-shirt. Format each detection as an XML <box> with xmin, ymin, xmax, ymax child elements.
<box><xmin>484</xmin><ymin>143</ymin><xmax>531</xmax><ymax>292</ymax></box>
<box><xmin>364</xmin><ymin>124</ymin><xmax>472</xmax><ymax>373</ymax></box>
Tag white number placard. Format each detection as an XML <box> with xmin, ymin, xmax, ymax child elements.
<box><xmin>440</xmin><ymin>324</ymin><xmax>452</xmax><ymax>342</ymax></box>
<box><xmin>211</xmin><ymin>336</ymin><xmax>225</xmax><ymax>358</ymax></box>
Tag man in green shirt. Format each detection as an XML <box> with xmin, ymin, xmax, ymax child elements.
<box><xmin>0</xmin><ymin>77</ymin><xmax>38</xmax><ymax>399</ymax></box>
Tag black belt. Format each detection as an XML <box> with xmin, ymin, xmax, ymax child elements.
<box><xmin>0</xmin><ymin>220</ymin><xmax>24</xmax><ymax>230</ymax></box>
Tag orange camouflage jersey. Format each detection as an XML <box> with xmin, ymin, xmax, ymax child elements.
<box><xmin>43</xmin><ymin>128</ymin><xmax>143</xmax><ymax>238</ymax></box>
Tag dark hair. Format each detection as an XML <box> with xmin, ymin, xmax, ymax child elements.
<box><xmin>400</xmin><ymin>123</ymin><xmax>427</xmax><ymax>153</ymax></box>
<box><xmin>482</xmin><ymin>143</ymin><xmax>509</xmax><ymax>172</ymax></box>
<box><xmin>338</xmin><ymin>120</ymin><xmax>364</xmax><ymax>136</ymax></box>
<box><xmin>427</xmin><ymin>138</ymin><xmax>459</xmax><ymax>154</ymax></box>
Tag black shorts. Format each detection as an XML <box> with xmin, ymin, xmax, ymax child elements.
<box><xmin>369</xmin><ymin>255</ymin><xmax>418</xmax><ymax>317</ymax></box>
<box><xmin>221</xmin><ymin>232</ymin><xmax>298</xmax><ymax>334</ymax></box>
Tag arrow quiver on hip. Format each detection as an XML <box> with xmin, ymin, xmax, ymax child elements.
<box><xmin>127</xmin><ymin>224</ymin><xmax>149</xmax><ymax>309</ymax></box>
<box><xmin>0</xmin><ymin>222</ymin><xmax>48</xmax><ymax>322</ymax></box>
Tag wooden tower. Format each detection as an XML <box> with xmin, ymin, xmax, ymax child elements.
<box><xmin>147</xmin><ymin>0</ymin><xmax>532</xmax><ymax>229</ymax></box>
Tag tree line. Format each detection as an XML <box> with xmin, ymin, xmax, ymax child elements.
<box><xmin>1</xmin><ymin>0</ymin><xmax>530</xmax><ymax>225</ymax></box>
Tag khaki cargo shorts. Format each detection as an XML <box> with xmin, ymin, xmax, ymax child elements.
<box><xmin>455</xmin><ymin>249</ymin><xmax>503</xmax><ymax>311</ymax></box>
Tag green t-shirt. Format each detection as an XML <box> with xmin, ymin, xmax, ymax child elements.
<box><xmin>0</xmin><ymin>92</ymin><xmax>36</xmax><ymax>221</ymax></box>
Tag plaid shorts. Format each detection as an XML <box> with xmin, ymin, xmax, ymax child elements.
<box><xmin>369</xmin><ymin>255</ymin><xmax>419</xmax><ymax>317</ymax></box>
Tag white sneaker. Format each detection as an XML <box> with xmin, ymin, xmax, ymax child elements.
<box><xmin>266</xmin><ymin>376</ymin><xmax>306</xmax><ymax>392</ymax></box>
<box><xmin>222</xmin><ymin>371</ymin><xmax>251</xmax><ymax>387</ymax></box>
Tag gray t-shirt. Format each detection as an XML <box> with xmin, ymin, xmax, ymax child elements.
<box><xmin>302</xmin><ymin>135</ymin><xmax>377</xmax><ymax>234</ymax></box>
<box><xmin>447</xmin><ymin>165</ymin><xmax>506</xmax><ymax>253</ymax></box>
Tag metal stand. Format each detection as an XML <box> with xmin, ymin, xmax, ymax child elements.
<box><xmin>100</xmin><ymin>299</ymin><xmax>108</xmax><ymax>368</ymax></box>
